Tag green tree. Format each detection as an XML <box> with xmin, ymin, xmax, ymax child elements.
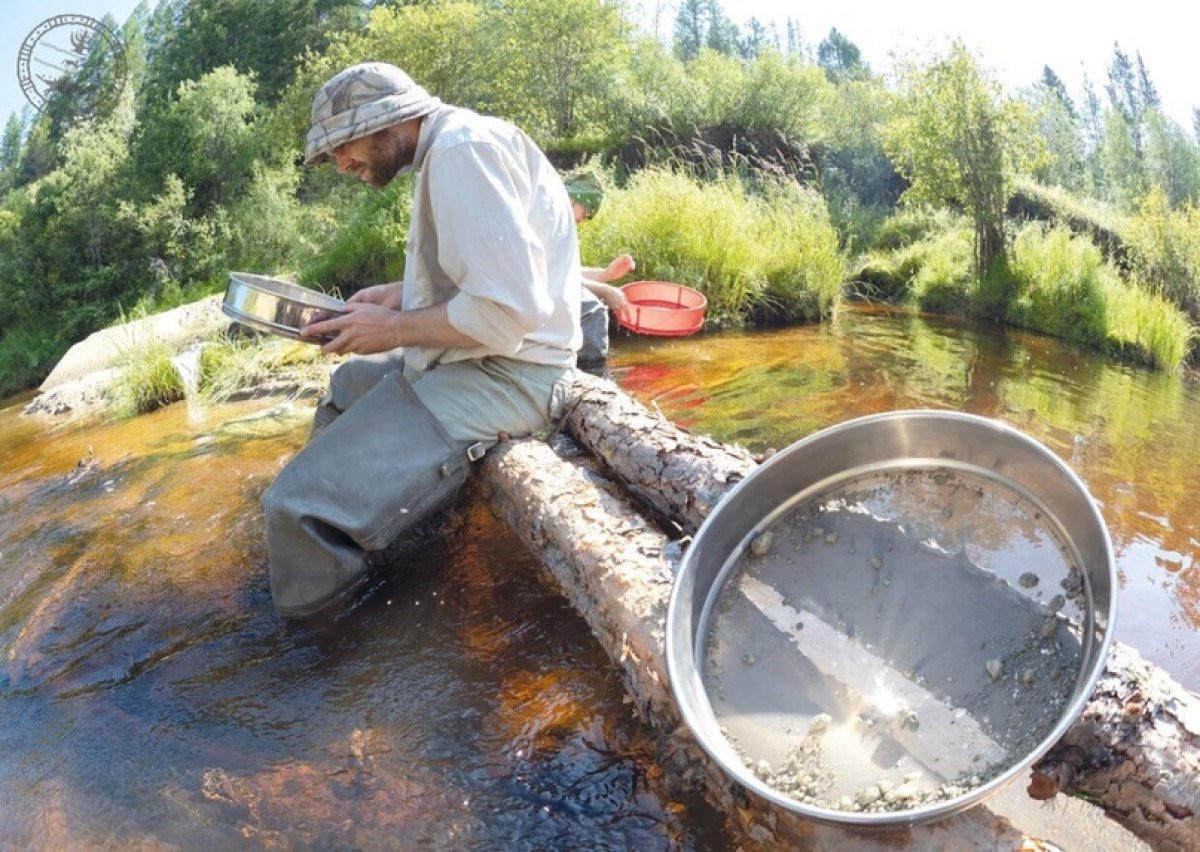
<box><xmin>673</xmin><ymin>0</ymin><xmax>706</xmax><ymax>61</ymax></box>
<box><xmin>1136</xmin><ymin>53</ymin><xmax>1160</xmax><ymax>111</ymax></box>
<box><xmin>1079</xmin><ymin>73</ymin><xmax>1105</xmax><ymax>193</ymax></box>
<box><xmin>141</xmin><ymin>0</ymin><xmax>362</xmax><ymax>109</ymax></box>
<box><xmin>1143</xmin><ymin>110</ymin><xmax>1200</xmax><ymax>207</ymax></box>
<box><xmin>136</xmin><ymin>66</ymin><xmax>263</xmax><ymax>213</ymax></box>
<box><xmin>817</xmin><ymin>28</ymin><xmax>869</xmax><ymax>83</ymax></box>
<box><xmin>1106</xmin><ymin>43</ymin><xmax>1145</xmax><ymax>157</ymax></box>
<box><xmin>1039</xmin><ymin>65</ymin><xmax>1075</xmax><ymax>118</ymax></box>
<box><xmin>1025</xmin><ymin>75</ymin><xmax>1084</xmax><ymax>192</ymax></box>
<box><xmin>0</xmin><ymin>114</ymin><xmax>24</xmax><ymax>195</ymax></box>
<box><xmin>883</xmin><ymin>44</ymin><xmax>1042</xmax><ymax>280</ymax></box>
<box><xmin>738</xmin><ymin>17</ymin><xmax>773</xmax><ymax>60</ymax></box>
<box><xmin>1100</xmin><ymin>109</ymin><xmax>1146</xmax><ymax>207</ymax></box>
<box><xmin>488</xmin><ymin>0</ymin><xmax>630</xmax><ymax>139</ymax></box>
<box><xmin>704</xmin><ymin>2</ymin><xmax>740</xmax><ymax>56</ymax></box>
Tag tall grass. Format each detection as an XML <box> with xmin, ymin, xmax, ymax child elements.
<box><xmin>856</xmin><ymin>214</ymin><xmax>1194</xmax><ymax>369</ymax></box>
<box><xmin>852</xmin><ymin>213</ymin><xmax>973</xmax><ymax>310</ymax></box>
<box><xmin>1123</xmin><ymin>188</ymin><xmax>1200</xmax><ymax>322</ymax></box>
<box><xmin>578</xmin><ymin>166</ymin><xmax>845</xmax><ymax>325</ymax></box>
<box><xmin>109</xmin><ymin>337</ymin><xmax>185</xmax><ymax>416</ymax></box>
<box><xmin>1007</xmin><ymin>222</ymin><xmax>1193</xmax><ymax>369</ymax></box>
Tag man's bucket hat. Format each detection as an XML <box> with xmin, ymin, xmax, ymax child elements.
<box><xmin>304</xmin><ymin>62</ymin><xmax>442</xmax><ymax>166</ymax></box>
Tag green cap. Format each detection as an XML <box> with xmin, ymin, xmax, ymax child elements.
<box><xmin>565</xmin><ymin>171</ymin><xmax>604</xmax><ymax>218</ymax></box>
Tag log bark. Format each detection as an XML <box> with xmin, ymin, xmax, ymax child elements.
<box><xmin>481</xmin><ymin>371</ymin><xmax>1199</xmax><ymax>850</ymax></box>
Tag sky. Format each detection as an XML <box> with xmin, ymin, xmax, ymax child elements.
<box><xmin>723</xmin><ymin>1</ymin><xmax>1197</xmax><ymax>130</ymax></box>
<box><xmin>1</xmin><ymin>1</ymin><xmax>1196</xmax><ymax>131</ymax></box>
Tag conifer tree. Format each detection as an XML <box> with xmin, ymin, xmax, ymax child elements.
<box><xmin>673</xmin><ymin>0</ymin><xmax>706</xmax><ymax>61</ymax></box>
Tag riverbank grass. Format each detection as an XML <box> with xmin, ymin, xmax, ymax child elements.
<box><xmin>578</xmin><ymin>166</ymin><xmax>845</xmax><ymax>326</ymax></box>
<box><xmin>1007</xmin><ymin>223</ymin><xmax>1193</xmax><ymax>370</ymax></box>
<box><xmin>110</xmin><ymin>337</ymin><xmax>185</xmax><ymax>416</ymax></box>
<box><xmin>856</xmin><ymin>215</ymin><xmax>1194</xmax><ymax>370</ymax></box>
<box><xmin>199</xmin><ymin>336</ymin><xmax>331</xmax><ymax>403</ymax></box>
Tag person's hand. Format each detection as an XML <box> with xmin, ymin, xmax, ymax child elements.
<box><xmin>347</xmin><ymin>282</ymin><xmax>403</xmax><ymax>310</ymax></box>
<box><xmin>604</xmin><ymin>254</ymin><xmax>635</xmax><ymax>280</ymax></box>
<box><xmin>302</xmin><ymin>302</ymin><xmax>402</xmax><ymax>355</ymax></box>
<box><xmin>593</xmin><ymin>282</ymin><xmax>628</xmax><ymax>313</ymax></box>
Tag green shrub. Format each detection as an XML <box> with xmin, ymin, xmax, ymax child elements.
<box><xmin>0</xmin><ymin>324</ymin><xmax>69</xmax><ymax>398</ymax></box>
<box><xmin>578</xmin><ymin>165</ymin><xmax>845</xmax><ymax>325</ymax></box>
<box><xmin>872</xmin><ymin>206</ymin><xmax>964</xmax><ymax>252</ymax></box>
<box><xmin>852</xmin><ymin>220</ymin><xmax>972</xmax><ymax>307</ymax></box>
<box><xmin>1123</xmin><ymin>188</ymin><xmax>1200</xmax><ymax>322</ymax></box>
<box><xmin>298</xmin><ymin>178</ymin><xmax>411</xmax><ymax>296</ymax></box>
<box><xmin>909</xmin><ymin>229</ymin><xmax>974</xmax><ymax>314</ymax></box>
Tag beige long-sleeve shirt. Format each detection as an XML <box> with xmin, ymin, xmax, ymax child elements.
<box><xmin>400</xmin><ymin>106</ymin><xmax>581</xmax><ymax>378</ymax></box>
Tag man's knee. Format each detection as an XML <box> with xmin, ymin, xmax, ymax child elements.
<box><xmin>328</xmin><ymin>350</ymin><xmax>406</xmax><ymax>412</ymax></box>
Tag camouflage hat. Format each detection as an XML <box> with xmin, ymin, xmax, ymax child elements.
<box><xmin>564</xmin><ymin>170</ymin><xmax>604</xmax><ymax>218</ymax></box>
<box><xmin>304</xmin><ymin>62</ymin><xmax>442</xmax><ymax>166</ymax></box>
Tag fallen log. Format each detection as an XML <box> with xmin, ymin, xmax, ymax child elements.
<box><xmin>478</xmin><ymin>372</ymin><xmax>1198</xmax><ymax>850</ymax></box>
<box><xmin>478</xmin><ymin>439</ymin><xmax>1031</xmax><ymax>849</ymax></box>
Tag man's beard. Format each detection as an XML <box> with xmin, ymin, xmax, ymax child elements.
<box><xmin>364</xmin><ymin>128</ymin><xmax>415</xmax><ymax>188</ymax></box>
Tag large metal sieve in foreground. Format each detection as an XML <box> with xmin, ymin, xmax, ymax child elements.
<box><xmin>666</xmin><ymin>410</ymin><xmax>1116</xmax><ymax>826</ymax></box>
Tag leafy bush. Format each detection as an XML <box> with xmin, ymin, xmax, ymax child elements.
<box><xmin>1123</xmin><ymin>188</ymin><xmax>1200</xmax><ymax>322</ymax></box>
<box><xmin>852</xmin><ymin>218</ymin><xmax>972</xmax><ymax>306</ymax></box>
<box><xmin>298</xmin><ymin>178</ymin><xmax>411</xmax><ymax>296</ymax></box>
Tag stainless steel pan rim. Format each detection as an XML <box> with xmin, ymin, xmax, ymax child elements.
<box><xmin>665</xmin><ymin>408</ymin><xmax>1116</xmax><ymax>827</ymax></box>
<box><xmin>222</xmin><ymin>272</ymin><xmax>346</xmax><ymax>342</ymax></box>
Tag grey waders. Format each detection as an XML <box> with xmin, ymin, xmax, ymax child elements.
<box><xmin>263</xmin><ymin>353</ymin><xmax>571</xmax><ymax>617</ymax></box>
<box><xmin>262</xmin><ymin>370</ymin><xmax>477</xmax><ymax>616</ymax></box>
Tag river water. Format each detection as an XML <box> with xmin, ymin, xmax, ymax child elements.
<box><xmin>0</xmin><ymin>304</ymin><xmax>1196</xmax><ymax>847</ymax></box>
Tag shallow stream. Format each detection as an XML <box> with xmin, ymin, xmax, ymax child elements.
<box><xmin>1</xmin><ymin>303</ymin><xmax>1197</xmax><ymax>846</ymax></box>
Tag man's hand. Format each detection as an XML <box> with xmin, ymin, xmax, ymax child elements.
<box><xmin>301</xmin><ymin>301</ymin><xmax>481</xmax><ymax>354</ymax></box>
<box><xmin>302</xmin><ymin>302</ymin><xmax>401</xmax><ymax>355</ymax></box>
<box><xmin>347</xmin><ymin>282</ymin><xmax>403</xmax><ymax>310</ymax></box>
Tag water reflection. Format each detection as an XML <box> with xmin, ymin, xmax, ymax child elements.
<box><xmin>610</xmin><ymin>305</ymin><xmax>1200</xmax><ymax>690</ymax></box>
<box><xmin>0</xmin><ymin>398</ymin><xmax>723</xmax><ymax>848</ymax></box>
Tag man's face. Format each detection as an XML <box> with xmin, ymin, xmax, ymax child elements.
<box><xmin>330</xmin><ymin>123</ymin><xmax>418</xmax><ymax>189</ymax></box>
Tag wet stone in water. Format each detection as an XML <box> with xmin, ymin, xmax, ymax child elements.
<box><xmin>1018</xmin><ymin>572</ymin><xmax>1039</xmax><ymax>589</ymax></box>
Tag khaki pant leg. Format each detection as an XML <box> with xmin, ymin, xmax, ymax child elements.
<box><xmin>410</xmin><ymin>357</ymin><xmax>573</xmax><ymax>444</ymax></box>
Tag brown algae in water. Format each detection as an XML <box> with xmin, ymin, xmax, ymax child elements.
<box><xmin>700</xmin><ymin>467</ymin><xmax>1087</xmax><ymax>813</ymax></box>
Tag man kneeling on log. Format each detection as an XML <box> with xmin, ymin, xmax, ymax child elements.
<box><xmin>262</xmin><ymin>62</ymin><xmax>582</xmax><ymax>616</ymax></box>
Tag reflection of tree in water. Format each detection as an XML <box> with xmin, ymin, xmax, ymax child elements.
<box><xmin>612</xmin><ymin>305</ymin><xmax>1200</xmax><ymax>644</ymax></box>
